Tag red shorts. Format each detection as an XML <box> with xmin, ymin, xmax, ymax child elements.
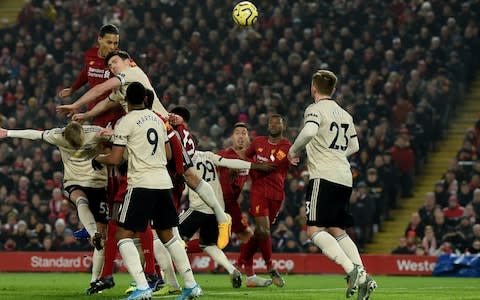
<box><xmin>224</xmin><ymin>196</ymin><xmax>248</xmax><ymax>233</ymax></box>
<box><xmin>249</xmin><ymin>194</ymin><xmax>283</xmax><ymax>225</ymax></box>
<box><xmin>114</xmin><ymin>175</ymin><xmax>128</xmax><ymax>203</ymax></box>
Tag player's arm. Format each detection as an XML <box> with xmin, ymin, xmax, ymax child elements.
<box><xmin>165</xmin><ymin>141</ymin><xmax>172</xmax><ymax>161</ymax></box>
<box><xmin>72</xmin><ymin>98</ymin><xmax>121</xmax><ymax>123</ymax></box>
<box><xmin>345</xmin><ymin>119</ymin><xmax>359</xmax><ymax>156</ymax></box>
<box><xmin>94</xmin><ymin>145</ymin><xmax>124</xmax><ymax>166</ymax></box>
<box><xmin>289</xmin><ymin>122</ymin><xmax>318</xmax><ymax>155</ymax></box>
<box><xmin>56</xmin><ymin>77</ymin><xmax>121</xmax><ymax>115</ymax></box>
<box><xmin>95</xmin><ymin>120</ymin><xmax>128</xmax><ymax>166</ymax></box>
<box><xmin>207</xmin><ymin>152</ymin><xmax>275</xmax><ymax>172</ymax></box>
<box><xmin>288</xmin><ymin>106</ymin><xmax>320</xmax><ymax>164</ymax></box>
<box><xmin>0</xmin><ymin>128</ymin><xmax>43</xmax><ymax>140</ymax></box>
<box><xmin>58</xmin><ymin>63</ymin><xmax>88</xmax><ymax>98</ymax></box>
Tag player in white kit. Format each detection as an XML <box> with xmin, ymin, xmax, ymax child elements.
<box><xmin>179</xmin><ymin>150</ymin><xmax>274</xmax><ymax>288</ymax></box>
<box><xmin>0</xmin><ymin>122</ymin><xmax>109</xmax><ymax>289</ymax></box>
<box><xmin>288</xmin><ymin>70</ymin><xmax>377</xmax><ymax>300</ymax></box>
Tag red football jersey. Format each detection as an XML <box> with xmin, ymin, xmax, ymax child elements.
<box><xmin>71</xmin><ymin>46</ymin><xmax>124</xmax><ymax>127</ymax></box>
<box><xmin>246</xmin><ymin>136</ymin><xmax>292</xmax><ymax>201</ymax></box>
<box><xmin>175</xmin><ymin>123</ymin><xmax>196</xmax><ymax>158</ymax></box>
<box><xmin>217</xmin><ymin>147</ymin><xmax>249</xmax><ymax>202</ymax></box>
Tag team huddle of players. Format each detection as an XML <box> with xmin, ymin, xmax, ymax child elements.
<box><xmin>0</xmin><ymin>23</ymin><xmax>378</xmax><ymax>300</ymax></box>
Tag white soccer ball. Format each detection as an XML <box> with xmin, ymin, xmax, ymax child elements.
<box><xmin>232</xmin><ymin>1</ymin><xmax>258</xmax><ymax>26</ymax></box>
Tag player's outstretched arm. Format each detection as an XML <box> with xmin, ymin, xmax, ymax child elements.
<box><xmin>0</xmin><ymin>127</ymin><xmax>43</xmax><ymax>140</ymax></box>
<box><xmin>208</xmin><ymin>151</ymin><xmax>276</xmax><ymax>172</ymax></box>
<box><xmin>72</xmin><ymin>98</ymin><xmax>120</xmax><ymax>123</ymax></box>
<box><xmin>57</xmin><ymin>77</ymin><xmax>121</xmax><ymax>115</ymax></box>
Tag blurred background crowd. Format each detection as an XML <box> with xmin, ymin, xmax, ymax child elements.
<box><xmin>0</xmin><ymin>0</ymin><xmax>479</xmax><ymax>254</ymax></box>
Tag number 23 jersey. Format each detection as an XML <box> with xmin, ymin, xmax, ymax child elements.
<box><xmin>304</xmin><ymin>100</ymin><xmax>358</xmax><ymax>187</ymax></box>
<box><xmin>113</xmin><ymin>109</ymin><xmax>173</xmax><ymax>189</ymax></box>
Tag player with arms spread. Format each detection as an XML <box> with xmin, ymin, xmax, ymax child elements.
<box><xmin>238</xmin><ymin>114</ymin><xmax>291</xmax><ymax>288</ymax></box>
<box><xmin>58</xmin><ymin>24</ymin><xmax>124</xmax><ymax>127</ymax></box>
<box><xmin>288</xmin><ymin>70</ymin><xmax>377</xmax><ymax>299</ymax></box>
<box><xmin>94</xmin><ymin>82</ymin><xmax>202</xmax><ymax>300</ymax></box>
<box><xmin>0</xmin><ymin>122</ymin><xmax>109</xmax><ymax>290</ymax></box>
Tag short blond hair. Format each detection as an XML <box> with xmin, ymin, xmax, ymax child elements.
<box><xmin>312</xmin><ymin>70</ymin><xmax>337</xmax><ymax>95</ymax></box>
<box><xmin>64</xmin><ymin>122</ymin><xmax>84</xmax><ymax>148</ymax></box>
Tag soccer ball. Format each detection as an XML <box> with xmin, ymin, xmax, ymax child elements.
<box><xmin>232</xmin><ymin>1</ymin><xmax>258</xmax><ymax>26</ymax></box>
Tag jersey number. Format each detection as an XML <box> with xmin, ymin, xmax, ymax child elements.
<box><xmin>196</xmin><ymin>161</ymin><xmax>216</xmax><ymax>182</ymax></box>
<box><xmin>329</xmin><ymin>122</ymin><xmax>349</xmax><ymax>151</ymax></box>
<box><xmin>147</xmin><ymin>128</ymin><xmax>159</xmax><ymax>155</ymax></box>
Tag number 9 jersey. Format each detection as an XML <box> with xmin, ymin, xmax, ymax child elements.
<box><xmin>304</xmin><ymin>100</ymin><xmax>359</xmax><ymax>187</ymax></box>
<box><xmin>113</xmin><ymin>109</ymin><xmax>173</xmax><ymax>189</ymax></box>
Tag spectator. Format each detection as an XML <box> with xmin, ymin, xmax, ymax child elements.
<box><xmin>418</xmin><ymin>192</ymin><xmax>437</xmax><ymax>227</ymax></box>
<box><xmin>390</xmin><ymin>135</ymin><xmax>415</xmax><ymax>197</ymax></box>
<box><xmin>443</xmin><ymin>195</ymin><xmax>465</xmax><ymax>227</ymax></box>
<box><xmin>421</xmin><ymin>225</ymin><xmax>437</xmax><ymax>256</ymax></box>
<box><xmin>391</xmin><ymin>237</ymin><xmax>414</xmax><ymax>255</ymax></box>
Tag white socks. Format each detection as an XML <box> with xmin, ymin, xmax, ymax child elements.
<box><xmin>204</xmin><ymin>245</ymin><xmax>235</xmax><ymax>274</ymax></box>
<box><xmin>194</xmin><ymin>180</ymin><xmax>228</xmax><ymax>223</ymax></box>
<box><xmin>118</xmin><ymin>238</ymin><xmax>149</xmax><ymax>290</ymax></box>
<box><xmin>91</xmin><ymin>248</ymin><xmax>104</xmax><ymax>283</ymax></box>
<box><xmin>336</xmin><ymin>233</ymin><xmax>364</xmax><ymax>266</ymax></box>
<box><xmin>165</xmin><ymin>236</ymin><xmax>197</xmax><ymax>288</ymax></box>
<box><xmin>153</xmin><ymin>237</ymin><xmax>179</xmax><ymax>288</ymax></box>
<box><xmin>311</xmin><ymin>231</ymin><xmax>354</xmax><ymax>273</ymax></box>
<box><xmin>76</xmin><ymin>197</ymin><xmax>97</xmax><ymax>237</ymax></box>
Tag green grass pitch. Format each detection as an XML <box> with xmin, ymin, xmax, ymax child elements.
<box><xmin>0</xmin><ymin>273</ymin><xmax>479</xmax><ymax>299</ymax></box>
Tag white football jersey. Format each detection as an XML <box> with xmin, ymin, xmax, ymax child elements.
<box><xmin>108</xmin><ymin>66</ymin><xmax>168</xmax><ymax>117</ymax></box>
<box><xmin>42</xmin><ymin>125</ymin><xmax>108</xmax><ymax>188</ymax></box>
<box><xmin>304</xmin><ymin>100</ymin><xmax>358</xmax><ymax>186</ymax></box>
<box><xmin>113</xmin><ymin>109</ymin><xmax>172</xmax><ymax>189</ymax></box>
<box><xmin>188</xmin><ymin>151</ymin><xmax>226</xmax><ymax>214</ymax></box>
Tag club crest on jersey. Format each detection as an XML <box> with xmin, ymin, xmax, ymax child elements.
<box><xmin>104</xmin><ymin>70</ymin><xmax>110</xmax><ymax>78</ymax></box>
<box><xmin>89</xmin><ymin>61</ymin><xmax>95</xmax><ymax>65</ymax></box>
<box><xmin>276</xmin><ymin>150</ymin><xmax>286</xmax><ymax>160</ymax></box>
<box><xmin>258</xmin><ymin>147</ymin><xmax>263</xmax><ymax>152</ymax></box>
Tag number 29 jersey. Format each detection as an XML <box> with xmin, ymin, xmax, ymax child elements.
<box><xmin>304</xmin><ymin>100</ymin><xmax>358</xmax><ymax>187</ymax></box>
<box><xmin>188</xmin><ymin>151</ymin><xmax>225</xmax><ymax>214</ymax></box>
<box><xmin>113</xmin><ymin>109</ymin><xmax>173</xmax><ymax>189</ymax></box>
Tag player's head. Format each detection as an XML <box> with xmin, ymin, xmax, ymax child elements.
<box><xmin>105</xmin><ymin>50</ymin><xmax>131</xmax><ymax>75</ymax></box>
<box><xmin>98</xmin><ymin>24</ymin><xmax>120</xmax><ymax>57</ymax></box>
<box><xmin>231</xmin><ymin>122</ymin><xmax>249</xmax><ymax>150</ymax></box>
<box><xmin>267</xmin><ymin>114</ymin><xmax>284</xmax><ymax>138</ymax></box>
<box><xmin>64</xmin><ymin>121</ymin><xmax>84</xmax><ymax>149</ymax></box>
<box><xmin>311</xmin><ymin>70</ymin><xmax>337</xmax><ymax>98</ymax></box>
<box><xmin>126</xmin><ymin>82</ymin><xmax>146</xmax><ymax>107</ymax></box>
<box><xmin>144</xmin><ymin>89</ymin><xmax>155</xmax><ymax>110</ymax></box>
<box><xmin>170</xmin><ymin>106</ymin><xmax>191</xmax><ymax>123</ymax></box>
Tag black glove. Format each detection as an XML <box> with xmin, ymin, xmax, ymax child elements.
<box><xmin>92</xmin><ymin>158</ymin><xmax>103</xmax><ymax>171</ymax></box>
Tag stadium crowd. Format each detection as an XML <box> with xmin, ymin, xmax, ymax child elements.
<box><xmin>394</xmin><ymin>118</ymin><xmax>480</xmax><ymax>256</ymax></box>
<box><xmin>0</xmin><ymin>0</ymin><xmax>479</xmax><ymax>254</ymax></box>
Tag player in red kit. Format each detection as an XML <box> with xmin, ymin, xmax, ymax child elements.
<box><xmin>58</xmin><ymin>24</ymin><xmax>124</xmax><ymax>127</ymax></box>
<box><xmin>217</xmin><ymin>123</ymin><xmax>254</xmax><ymax>243</ymax></box>
<box><xmin>239</xmin><ymin>114</ymin><xmax>292</xmax><ymax>288</ymax></box>
<box><xmin>57</xmin><ymin>24</ymin><xmax>125</xmax><ymax>294</ymax></box>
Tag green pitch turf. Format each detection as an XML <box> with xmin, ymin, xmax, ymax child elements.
<box><xmin>0</xmin><ymin>273</ymin><xmax>479</xmax><ymax>299</ymax></box>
